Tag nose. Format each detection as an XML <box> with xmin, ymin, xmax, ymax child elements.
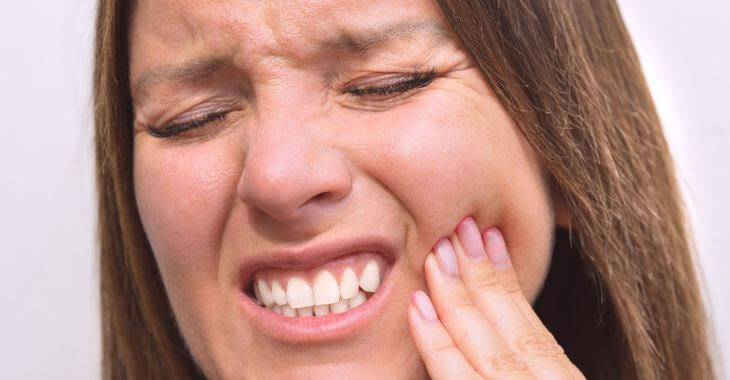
<box><xmin>237</xmin><ymin>112</ymin><xmax>352</xmax><ymax>224</ymax></box>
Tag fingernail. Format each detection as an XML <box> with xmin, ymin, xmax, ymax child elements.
<box><xmin>483</xmin><ymin>228</ymin><xmax>511</xmax><ymax>269</ymax></box>
<box><xmin>456</xmin><ymin>217</ymin><xmax>486</xmax><ymax>260</ymax></box>
<box><xmin>434</xmin><ymin>238</ymin><xmax>459</xmax><ymax>279</ymax></box>
<box><xmin>412</xmin><ymin>291</ymin><xmax>437</xmax><ymax>322</ymax></box>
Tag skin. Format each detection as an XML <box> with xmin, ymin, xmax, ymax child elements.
<box><xmin>129</xmin><ymin>0</ymin><xmax>576</xmax><ymax>378</ymax></box>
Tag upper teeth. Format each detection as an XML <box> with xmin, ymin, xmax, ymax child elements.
<box><xmin>253</xmin><ymin>259</ymin><xmax>382</xmax><ymax>317</ymax></box>
<box><xmin>359</xmin><ymin>260</ymin><xmax>381</xmax><ymax>292</ymax></box>
<box><xmin>313</xmin><ymin>270</ymin><xmax>340</xmax><ymax>306</ymax></box>
<box><xmin>339</xmin><ymin>267</ymin><xmax>359</xmax><ymax>299</ymax></box>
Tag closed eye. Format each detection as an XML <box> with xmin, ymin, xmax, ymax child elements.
<box><xmin>147</xmin><ymin>109</ymin><xmax>232</xmax><ymax>138</ymax></box>
<box><xmin>146</xmin><ymin>69</ymin><xmax>438</xmax><ymax>138</ymax></box>
<box><xmin>344</xmin><ymin>69</ymin><xmax>437</xmax><ymax>98</ymax></box>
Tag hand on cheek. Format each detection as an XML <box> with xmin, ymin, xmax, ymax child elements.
<box><xmin>407</xmin><ymin>217</ymin><xmax>584</xmax><ymax>379</ymax></box>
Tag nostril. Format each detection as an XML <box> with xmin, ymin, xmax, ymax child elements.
<box><xmin>237</xmin><ymin>143</ymin><xmax>352</xmax><ymax>222</ymax></box>
<box><xmin>297</xmin><ymin>192</ymin><xmax>331</xmax><ymax>211</ymax></box>
<box><xmin>311</xmin><ymin>191</ymin><xmax>330</xmax><ymax>202</ymax></box>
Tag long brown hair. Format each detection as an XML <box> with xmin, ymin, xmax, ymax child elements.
<box><xmin>94</xmin><ymin>0</ymin><xmax>716</xmax><ymax>378</ymax></box>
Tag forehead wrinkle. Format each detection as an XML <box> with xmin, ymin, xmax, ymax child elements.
<box><xmin>130</xmin><ymin>0</ymin><xmax>247</xmax><ymax>102</ymax></box>
<box><xmin>260</xmin><ymin>15</ymin><xmax>452</xmax><ymax>65</ymax></box>
<box><xmin>130</xmin><ymin>11</ymin><xmax>452</xmax><ymax>102</ymax></box>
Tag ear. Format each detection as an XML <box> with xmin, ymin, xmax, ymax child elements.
<box><xmin>550</xmin><ymin>180</ymin><xmax>572</xmax><ymax>228</ymax></box>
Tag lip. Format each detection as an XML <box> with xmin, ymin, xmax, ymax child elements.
<box><xmin>235</xmin><ymin>235</ymin><xmax>398</xmax><ymax>343</ymax></box>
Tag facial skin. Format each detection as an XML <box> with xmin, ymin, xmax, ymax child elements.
<box><xmin>129</xmin><ymin>0</ymin><xmax>563</xmax><ymax>378</ymax></box>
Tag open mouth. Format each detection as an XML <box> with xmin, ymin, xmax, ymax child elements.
<box><xmin>244</xmin><ymin>252</ymin><xmax>388</xmax><ymax>317</ymax></box>
<box><xmin>236</xmin><ymin>236</ymin><xmax>398</xmax><ymax>341</ymax></box>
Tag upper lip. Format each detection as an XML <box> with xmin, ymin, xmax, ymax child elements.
<box><xmin>237</xmin><ymin>235</ymin><xmax>397</xmax><ymax>287</ymax></box>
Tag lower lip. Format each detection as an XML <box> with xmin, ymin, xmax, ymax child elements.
<box><xmin>236</xmin><ymin>267</ymin><xmax>395</xmax><ymax>343</ymax></box>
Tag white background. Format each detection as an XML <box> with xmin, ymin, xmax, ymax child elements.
<box><xmin>0</xmin><ymin>1</ymin><xmax>727</xmax><ymax>378</ymax></box>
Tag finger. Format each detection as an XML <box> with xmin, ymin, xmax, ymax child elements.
<box><xmin>479</xmin><ymin>226</ymin><xmax>549</xmax><ymax>331</ymax></box>
<box><xmin>485</xmin><ymin>250</ymin><xmax>586</xmax><ymax>380</ymax></box>
<box><xmin>453</xmin><ymin>217</ymin><xmax>577</xmax><ymax>378</ymax></box>
<box><xmin>426</xmin><ymin>244</ymin><xmax>533</xmax><ymax>379</ymax></box>
<box><xmin>482</xmin><ymin>226</ymin><xmax>585</xmax><ymax>379</ymax></box>
<box><xmin>407</xmin><ymin>291</ymin><xmax>480</xmax><ymax>380</ymax></box>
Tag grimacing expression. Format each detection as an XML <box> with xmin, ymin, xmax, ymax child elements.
<box><xmin>130</xmin><ymin>0</ymin><xmax>560</xmax><ymax>378</ymax></box>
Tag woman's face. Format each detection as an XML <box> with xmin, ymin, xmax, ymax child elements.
<box><xmin>130</xmin><ymin>0</ymin><xmax>561</xmax><ymax>378</ymax></box>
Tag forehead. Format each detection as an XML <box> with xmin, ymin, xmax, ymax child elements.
<box><xmin>129</xmin><ymin>0</ymin><xmax>447</xmax><ymax>81</ymax></box>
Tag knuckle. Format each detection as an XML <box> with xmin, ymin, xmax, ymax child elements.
<box><xmin>446</xmin><ymin>291</ymin><xmax>476</xmax><ymax>310</ymax></box>
<box><xmin>498</xmin><ymin>273</ymin><xmax>521</xmax><ymax>294</ymax></box>
<box><xmin>513</xmin><ymin>331</ymin><xmax>565</xmax><ymax>359</ymax></box>
<box><xmin>432</xmin><ymin>340</ymin><xmax>460</xmax><ymax>357</ymax></box>
<box><xmin>467</xmin><ymin>267</ymin><xmax>501</xmax><ymax>291</ymax></box>
<box><xmin>480</xmin><ymin>349</ymin><xmax>528</xmax><ymax>376</ymax></box>
<box><xmin>441</xmin><ymin>301</ymin><xmax>480</xmax><ymax>325</ymax></box>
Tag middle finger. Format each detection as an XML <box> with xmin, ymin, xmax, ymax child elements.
<box><xmin>452</xmin><ymin>218</ymin><xmax>571</xmax><ymax>376</ymax></box>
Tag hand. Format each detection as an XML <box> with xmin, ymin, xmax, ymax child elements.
<box><xmin>407</xmin><ymin>217</ymin><xmax>584</xmax><ymax>379</ymax></box>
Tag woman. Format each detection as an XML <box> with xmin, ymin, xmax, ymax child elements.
<box><xmin>94</xmin><ymin>0</ymin><xmax>716</xmax><ymax>379</ymax></box>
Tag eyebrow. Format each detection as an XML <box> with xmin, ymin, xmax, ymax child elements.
<box><xmin>131</xmin><ymin>20</ymin><xmax>450</xmax><ymax>100</ymax></box>
<box><xmin>323</xmin><ymin>21</ymin><xmax>450</xmax><ymax>53</ymax></box>
<box><xmin>132</xmin><ymin>55</ymin><xmax>231</xmax><ymax>101</ymax></box>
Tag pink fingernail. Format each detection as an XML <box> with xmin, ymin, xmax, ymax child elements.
<box><xmin>483</xmin><ymin>228</ymin><xmax>511</xmax><ymax>269</ymax></box>
<box><xmin>456</xmin><ymin>217</ymin><xmax>486</xmax><ymax>260</ymax></box>
<box><xmin>412</xmin><ymin>291</ymin><xmax>437</xmax><ymax>322</ymax></box>
<box><xmin>434</xmin><ymin>238</ymin><xmax>459</xmax><ymax>280</ymax></box>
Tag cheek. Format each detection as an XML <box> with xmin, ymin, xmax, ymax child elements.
<box><xmin>133</xmin><ymin>137</ymin><xmax>241</xmax><ymax>304</ymax></box>
<box><xmin>351</xmin><ymin>94</ymin><xmax>504</xmax><ymax>247</ymax></box>
<box><xmin>349</xmin><ymin>93</ymin><xmax>553</xmax><ymax>300</ymax></box>
<box><xmin>353</xmin><ymin>102</ymin><xmax>493</xmax><ymax>231</ymax></box>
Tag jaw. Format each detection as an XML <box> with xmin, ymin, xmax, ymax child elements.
<box><xmin>191</xmin><ymin>253</ymin><xmax>425</xmax><ymax>380</ymax></box>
